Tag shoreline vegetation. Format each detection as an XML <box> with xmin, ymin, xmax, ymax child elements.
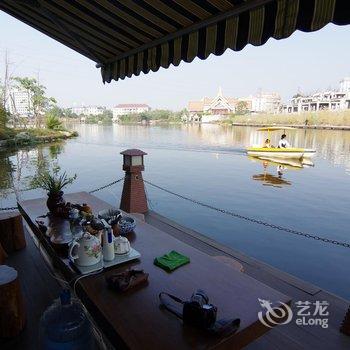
<box><xmin>76</xmin><ymin>109</ymin><xmax>350</xmax><ymax>129</ymax></box>
<box><xmin>1</xmin><ymin>76</ymin><xmax>78</xmax><ymax>149</ymax></box>
<box><xmin>1</xmin><ymin>103</ymin><xmax>78</xmax><ymax>149</ymax></box>
<box><xmin>115</xmin><ymin>109</ymin><xmax>184</xmax><ymax>124</ymax></box>
<box><xmin>221</xmin><ymin>110</ymin><xmax>350</xmax><ymax>129</ymax></box>
<box><xmin>0</xmin><ymin>128</ymin><xmax>78</xmax><ymax>149</ymax></box>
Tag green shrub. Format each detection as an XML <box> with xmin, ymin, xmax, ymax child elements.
<box><xmin>46</xmin><ymin>114</ymin><xmax>63</xmax><ymax>130</ymax></box>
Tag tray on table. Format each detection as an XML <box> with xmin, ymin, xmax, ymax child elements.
<box><xmin>72</xmin><ymin>248</ymin><xmax>141</xmax><ymax>275</ymax></box>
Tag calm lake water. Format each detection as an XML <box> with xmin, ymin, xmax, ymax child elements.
<box><xmin>1</xmin><ymin>124</ymin><xmax>350</xmax><ymax>299</ymax></box>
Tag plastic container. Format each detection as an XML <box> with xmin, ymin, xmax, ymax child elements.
<box><xmin>40</xmin><ymin>290</ymin><xmax>95</xmax><ymax>350</ymax></box>
<box><xmin>103</xmin><ymin>227</ymin><xmax>115</xmax><ymax>262</ymax></box>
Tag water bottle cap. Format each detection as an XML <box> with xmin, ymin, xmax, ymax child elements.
<box><xmin>60</xmin><ymin>289</ymin><xmax>71</xmax><ymax>305</ymax></box>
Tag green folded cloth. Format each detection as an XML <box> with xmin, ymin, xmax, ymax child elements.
<box><xmin>154</xmin><ymin>250</ymin><xmax>190</xmax><ymax>272</ymax></box>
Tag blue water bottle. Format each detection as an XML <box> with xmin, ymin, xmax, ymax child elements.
<box><xmin>40</xmin><ymin>289</ymin><xmax>95</xmax><ymax>349</ymax></box>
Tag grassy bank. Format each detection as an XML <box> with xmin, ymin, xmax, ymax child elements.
<box><xmin>0</xmin><ymin>127</ymin><xmax>78</xmax><ymax>147</ymax></box>
<box><xmin>228</xmin><ymin>110</ymin><xmax>350</xmax><ymax>127</ymax></box>
<box><xmin>118</xmin><ymin>109</ymin><xmax>183</xmax><ymax>124</ymax></box>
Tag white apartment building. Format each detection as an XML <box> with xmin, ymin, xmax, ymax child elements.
<box><xmin>70</xmin><ymin>105</ymin><xmax>106</xmax><ymax>116</ymax></box>
<box><xmin>340</xmin><ymin>77</ymin><xmax>350</xmax><ymax>93</ymax></box>
<box><xmin>112</xmin><ymin>103</ymin><xmax>150</xmax><ymax>121</ymax></box>
<box><xmin>6</xmin><ymin>87</ymin><xmax>32</xmax><ymax>117</ymax></box>
<box><xmin>251</xmin><ymin>92</ymin><xmax>281</xmax><ymax>113</ymax></box>
<box><xmin>282</xmin><ymin>78</ymin><xmax>350</xmax><ymax>113</ymax></box>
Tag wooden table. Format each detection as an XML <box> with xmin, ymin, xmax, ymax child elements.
<box><xmin>18</xmin><ymin>192</ymin><xmax>291</xmax><ymax>350</ymax></box>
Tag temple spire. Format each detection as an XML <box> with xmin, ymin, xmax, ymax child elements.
<box><xmin>217</xmin><ymin>86</ymin><xmax>223</xmax><ymax>97</ymax></box>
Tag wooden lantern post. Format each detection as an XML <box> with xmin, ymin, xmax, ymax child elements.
<box><xmin>120</xmin><ymin>149</ymin><xmax>148</xmax><ymax>214</ymax></box>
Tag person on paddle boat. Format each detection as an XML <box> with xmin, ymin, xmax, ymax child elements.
<box><xmin>277</xmin><ymin>165</ymin><xmax>285</xmax><ymax>177</ymax></box>
<box><xmin>264</xmin><ymin>139</ymin><xmax>274</xmax><ymax>148</ymax></box>
<box><xmin>278</xmin><ymin>134</ymin><xmax>290</xmax><ymax>148</ymax></box>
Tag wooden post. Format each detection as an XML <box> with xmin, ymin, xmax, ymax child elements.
<box><xmin>0</xmin><ymin>265</ymin><xmax>26</xmax><ymax>337</ymax></box>
<box><xmin>0</xmin><ymin>211</ymin><xmax>26</xmax><ymax>254</ymax></box>
<box><xmin>340</xmin><ymin>306</ymin><xmax>350</xmax><ymax>336</ymax></box>
<box><xmin>0</xmin><ymin>242</ymin><xmax>7</xmax><ymax>264</ymax></box>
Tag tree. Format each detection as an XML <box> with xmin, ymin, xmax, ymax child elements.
<box><xmin>101</xmin><ymin>109</ymin><xmax>112</xmax><ymax>119</ymax></box>
<box><xmin>12</xmin><ymin>77</ymin><xmax>56</xmax><ymax>127</ymax></box>
<box><xmin>0</xmin><ymin>104</ymin><xmax>9</xmax><ymax>129</ymax></box>
<box><xmin>0</xmin><ymin>79</ymin><xmax>4</xmax><ymax>108</ymax></box>
<box><xmin>235</xmin><ymin>101</ymin><xmax>249</xmax><ymax>115</ymax></box>
<box><xmin>0</xmin><ymin>76</ymin><xmax>10</xmax><ymax>138</ymax></box>
<box><xmin>292</xmin><ymin>93</ymin><xmax>303</xmax><ymax>98</ymax></box>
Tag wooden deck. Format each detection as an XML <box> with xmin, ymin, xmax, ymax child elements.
<box><xmin>17</xmin><ymin>192</ymin><xmax>293</xmax><ymax>350</ymax></box>
<box><xmin>1</xmin><ymin>207</ymin><xmax>349</xmax><ymax>349</ymax></box>
<box><xmin>145</xmin><ymin>211</ymin><xmax>350</xmax><ymax>349</ymax></box>
<box><xmin>0</xmin><ymin>226</ymin><xmax>61</xmax><ymax>350</ymax></box>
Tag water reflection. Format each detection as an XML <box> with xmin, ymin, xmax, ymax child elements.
<box><xmin>66</xmin><ymin>123</ymin><xmax>350</xmax><ymax>172</ymax></box>
<box><xmin>252</xmin><ymin>173</ymin><xmax>292</xmax><ymax>188</ymax></box>
<box><xmin>0</xmin><ymin>142</ymin><xmax>63</xmax><ymax>198</ymax></box>
<box><xmin>248</xmin><ymin>156</ymin><xmax>314</xmax><ymax>188</ymax></box>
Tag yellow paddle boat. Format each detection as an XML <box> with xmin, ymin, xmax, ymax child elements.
<box><xmin>246</xmin><ymin>126</ymin><xmax>316</xmax><ymax>159</ymax></box>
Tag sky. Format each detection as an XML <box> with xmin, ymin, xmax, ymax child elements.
<box><xmin>0</xmin><ymin>10</ymin><xmax>350</xmax><ymax>110</ymax></box>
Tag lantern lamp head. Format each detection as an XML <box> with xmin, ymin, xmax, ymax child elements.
<box><xmin>120</xmin><ymin>149</ymin><xmax>147</xmax><ymax>172</ymax></box>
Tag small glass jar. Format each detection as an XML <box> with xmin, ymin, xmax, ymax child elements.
<box><xmin>69</xmin><ymin>209</ymin><xmax>83</xmax><ymax>238</ymax></box>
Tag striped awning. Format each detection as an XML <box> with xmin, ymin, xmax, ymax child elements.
<box><xmin>1</xmin><ymin>0</ymin><xmax>349</xmax><ymax>83</ymax></box>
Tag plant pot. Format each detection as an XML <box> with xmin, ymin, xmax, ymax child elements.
<box><xmin>47</xmin><ymin>191</ymin><xmax>66</xmax><ymax>214</ymax></box>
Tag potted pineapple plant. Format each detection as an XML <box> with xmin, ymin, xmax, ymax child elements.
<box><xmin>33</xmin><ymin>167</ymin><xmax>77</xmax><ymax>214</ymax></box>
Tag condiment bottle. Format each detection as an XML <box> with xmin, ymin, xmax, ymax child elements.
<box><xmin>101</xmin><ymin>220</ymin><xmax>115</xmax><ymax>261</ymax></box>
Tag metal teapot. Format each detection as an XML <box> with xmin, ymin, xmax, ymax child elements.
<box><xmin>69</xmin><ymin>232</ymin><xmax>102</xmax><ymax>266</ymax></box>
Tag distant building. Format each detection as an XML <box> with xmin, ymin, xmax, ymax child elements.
<box><xmin>186</xmin><ymin>87</ymin><xmax>282</xmax><ymax>122</ymax></box>
<box><xmin>6</xmin><ymin>87</ymin><xmax>32</xmax><ymax>117</ymax></box>
<box><xmin>112</xmin><ymin>103</ymin><xmax>151</xmax><ymax>121</ymax></box>
<box><xmin>340</xmin><ymin>77</ymin><xmax>350</xmax><ymax>93</ymax></box>
<box><xmin>282</xmin><ymin>78</ymin><xmax>350</xmax><ymax>113</ymax></box>
<box><xmin>70</xmin><ymin>105</ymin><xmax>106</xmax><ymax>116</ymax></box>
<box><xmin>187</xmin><ymin>87</ymin><xmax>247</xmax><ymax>123</ymax></box>
<box><xmin>251</xmin><ymin>92</ymin><xmax>281</xmax><ymax>113</ymax></box>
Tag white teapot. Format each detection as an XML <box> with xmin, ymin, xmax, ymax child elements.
<box><xmin>69</xmin><ymin>233</ymin><xmax>102</xmax><ymax>266</ymax></box>
<box><xmin>114</xmin><ymin>236</ymin><xmax>131</xmax><ymax>255</ymax></box>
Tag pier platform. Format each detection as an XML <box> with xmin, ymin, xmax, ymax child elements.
<box><xmin>1</xmin><ymin>194</ymin><xmax>349</xmax><ymax>349</ymax></box>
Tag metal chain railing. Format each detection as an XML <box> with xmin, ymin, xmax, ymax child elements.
<box><xmin>0</xmin><ymin>177</ymin><xmax>125</xmax><ymax>211</ymax></box>
<box><xmin>0</xmin><ymin>206</ymin><xmax>18</xmax><ymax>211</ymax></box>
<box><xmin>2</xmin><ymin>175</ymin><xmax>349</xmax><ymax>249</ymax></box>
<box><xmin>142</xmin><ymin>179</ymin><xmax>350</xmax><ymax>249</ymax></box>
<box><xmin>88</xmin><ymin>177</ymin><xmax>124</xmax><ymax>194</ymax></box>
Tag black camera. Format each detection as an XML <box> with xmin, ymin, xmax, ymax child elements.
<box><xmin>159</xmin><ymin>290</ymin><xmax>240</xmax><ymax>336</ymax></box>
<box><xmin>183</xmin><ymin>290</ymin><xmax>217</xmax><ymax>329</ymax></box>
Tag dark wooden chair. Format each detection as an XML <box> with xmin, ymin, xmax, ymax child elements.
<box><xmin>340</xmin><ymin>306</ymin><xmax>350</xmax><ymax>336</ymax></box>
<box><xmin>0</xmin><ymin>211</ymin><xmax>26</xmax><ymax>255</ymax></box>
<box><xmin>0</xmin><ymin>265</ymin><xmax>26</xmax><ymax>337</ymax></box>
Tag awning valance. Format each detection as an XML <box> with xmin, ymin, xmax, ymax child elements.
<box><xmin>1</xmin><ymin>0</ymin><xmax>349</xmax><ymax>83</ymax></box>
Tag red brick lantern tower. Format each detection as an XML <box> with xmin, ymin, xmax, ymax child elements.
<box><xmin>120</xmin><ymin>149</ymin><xmax>148</xmax><ymax>214</ymax></box>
